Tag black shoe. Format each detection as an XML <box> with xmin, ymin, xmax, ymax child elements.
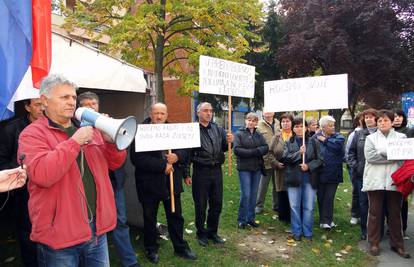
<box><xmin>197</xmin><ymin>236</ymin><xmax>209</xmax><ymax>247</ymax></box>
<box><xmin>175</xmin><ymin>249</ymin><xmax>197</xmax><ymax>260</ymax></box>
<box><xmin>238</xmin><ymin>222</ymin><xmax>246</xmax><ymax>229</ymax></box>
<box><xmin>208</xmin><ymin>234</ymin><xmax>225</xmax><ymax>244</ymax></box>
<box><xmin>360</xmin><ymin>234</ymin><xmax>367</xmax><ymax>240</ymax></box>
<box><xmin>146</xmin><ymin>252</ymin><xmax>159</xmax><ymax>264</ymax></box>
<box><xmin>247</xmin><ymin>221</ymin><xmax>260</xmax><ymax>228</ymax></box>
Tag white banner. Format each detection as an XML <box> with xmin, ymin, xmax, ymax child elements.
<box><xmin>199</xmin><ymin>55</ymin><xmax>255</xmax><ymax>98</ymax></box>
<box><xmin>387</xmin><ymin>138</ymin><xmax>414</xmax><ymax>160</ymax></box>
<box><xmin>264</xmin><ymin>74</ymin><xmax>348</xmax><ymax>112</ymax></box>
<box><xmin>134</xmin><ymin>123</ymin><xmax>200</xmax><ymax>152</ymax></box>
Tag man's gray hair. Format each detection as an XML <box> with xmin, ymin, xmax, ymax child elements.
<box><xmin>319</xmin><ymin>115</ymin><xmax>336</xmax><ymax>128</ymax></box>
<box><xmin>197</xmin><ymin>102</ymin><xmax>212</xmax><ymax>113</ymax></box>
<box><xmin>78</xmin><ymin>91</ymin><xmax>99</xmax><ymax>106</ymax></box>
<box><xmin>40</xmin><ymin>74</ymin><xmax>77</xmax><ymax>97</ymax></box>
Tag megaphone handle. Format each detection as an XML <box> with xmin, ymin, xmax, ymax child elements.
<box><xmin>168</xmin><ymin>149</ymin><xmax>175</xmax><ymax>213</ymax></box>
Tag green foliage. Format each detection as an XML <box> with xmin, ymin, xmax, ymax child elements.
<box><xmin>64</xmin><ymin>0</ymin><xmax>264</xmax><ymax>101</ymax></box>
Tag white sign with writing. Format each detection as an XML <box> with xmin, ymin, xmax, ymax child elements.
<box><xmin>134</xmin><ymin>123</ymin><xmax>200</xmax><ymax>152</ymax></box>
<box><xmin>387</xmin><ymin>138</ymin><xmax>414</xmax><ymax>160</ymax></box>
<box><xmin>199</xmin><ymin>55</ymin><xmax>256</xmax><ymax>98</ymax></box>
<box><xmin>264</xmin><ymin>74</ymin><xmax>348</xmax><ymax>112</ymax></box>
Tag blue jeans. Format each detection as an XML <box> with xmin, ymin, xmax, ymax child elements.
<box><xmin>238</xmin><ymin>170</ymin><xmax>262</xmax><ymax>224</ymax></box>
<box><xmin>112</xmin><ymin>183</ymin><xmax>138</xmax><ymax>267</ymax></box>
<box><xmin>37</xmin><ymin>220</ymin><xmax>109</xmax><ymax>267</ymax></box>
<box><xmin>287</xmin><ymin>182</ymin><xmax>316</xmax><ymax>238</ymax></box>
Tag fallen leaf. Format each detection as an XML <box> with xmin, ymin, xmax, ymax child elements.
<box><xmin>336</xmin><ymin>257</ymin><xmax>343</xmax><ymax>261</ymax></box>
<box><xmin>4</xmin><ymin>257</ymin><xmax>15</xmax><ymax>263</ymax></box>
<box><xmin>223</xmin><ymin>238</ymin><xmax>227</xmax><ymax>242</ymax></box>
<box><xmin>268</xmin><ymin>226</ymin><xmax>275</xmax><ymax>230</ymax></box>
<box><xmin>284</xmin><ymin>229</ymin><xmax>292</xmax><ymax>233</ymax></box>
<box><xmin>321</xmin><ymin>234</ymin><xmax>327</xmax><ymax>240</ymax></box>
<box><xmin>188</xmin><ymin>221</ymin><xmax>195</xmax><ymax>226</ymax></box>
<box><xmin>324</xmin><ymin>243</ymin><xmax>331</xmax><ymax>248</ymax></box>
<box><xmin>312</xmin><ymin>248</ymin><xmax>321</xmax><ymax>254</ymax></box>
<box><xmin>264</xmin><ymin>213</ymin><xmax>268</xmax><ymax>216</ymax></box>
<box><xmin>272</xmin><ymin>215</ymin><xmax>278</xmax><ymax>220</ymax></box>
<box><xmin>336</xmin><ymin>229</ymin><xmax>342</xmax><ymax>233</ymax></box>
<box><xmin>346</xmin><ymin>203</ymin><xmax>351</xmax><ymax>207</ymax></box>
<box><xmin>185</xmin><ymin>228</ymin><xmax>193</xmax><ymax>234</ymax></box>
<box><xmin>343</xmin><ymin>189</ymin><xmax>348</xmax><ymax>193</ymax></box>
<box><xmin>345</xmin><ymin>245</ymin><xmax>352</xmax><ymax>252</ymax></box>
<box><xmin>281</xmin><ymin>254</ymin><xmax>290</xmax><ymax>259</ymax></box>
<box><xmin>255</xmin><ymin>220</ymin><xmax>260</xmax><ymax>224</ymax></box>
<box><xmin>326</xmin><ymin>239</ymin><xmax>333</xmax><ymax>244</ymax></box>
<box><xmin>160</xmin><ymin>235</ymin><xmax>169</xmax><ymax>241</ymax></box>
<box><xmin>340</xmin><ymin>250</ymin><xmax>348</xmax><ymax>254</ymax></box>
<box><xmin>262</xmin><ymin>231</ymin><xmax>268</xmax><ymax>235</ymax></box>
<box><xmin>335</xmin><ymin>253</ymin><xmax>342</xmax><ymax>257</ymax></box>
<box><xmin>135</xmin><ymin>235</ymin><xmax>140</xmax><ymax>241</ymax></box>
<box><xmin>238</xmin><ymin>243</ymin><xmax>247</xmax><ymax>247</ymax></box>
<box><xmin>336</xmin><ymin>197</ymin><xmax>342</xmax><ymax>201</ymax></box>
<box><xmin>268</xmin><ymin>240</ymin><xmax>275</xmax><ymax>244</ymax></box>
<box><xmin>278</xmin><ymin>247</ymin><xmax>287</xmax><ymax>252</ymax></box>
<box><xmin>229</xmin><ymin>200</ymin><xmax>234</xmax><ymax>204</ymax></box>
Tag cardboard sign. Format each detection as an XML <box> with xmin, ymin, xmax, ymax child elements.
<box><xmin>387</xmin><ymin>138</ymin><xmax>414</xmax><ymax>160</ymax></box>
<box><xmin>199</xmin><ymin>55</ymin><xmax>256</xmax><ymax>98</ymax></box>
<box><xmin>134</xmin><ymin>123</ymin><xmax>200</xmax><ymax>152</ymax></box>
<box><xmin>264</xmin><ymin>74</ymin><xmax>348</xmax><ymax>112</ymax></box>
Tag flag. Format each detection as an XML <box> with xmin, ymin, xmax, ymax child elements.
<box><xmin>0</xmin><ymin>1</ymin><xmax>32</xmax><ymax>120</ymax></box>
<box><xmin>31</xmin><ymin>0</ymin><xmax>51</xmax><ymax>88</ymax></box>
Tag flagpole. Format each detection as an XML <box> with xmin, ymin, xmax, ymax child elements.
<box><xmin>228</xmin><ymin>95</ymin><xmax>232</xmax><ymax>177</ymax></box>
<box><xmin>168</xmin><ymin>149</ymin><xmax>175</xmax><ymax>213</ymax></box>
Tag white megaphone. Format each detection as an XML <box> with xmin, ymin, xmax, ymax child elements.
<box><xmin>75</xmin><ymin>107</ymin><xmax>137</xmax><ymax>150</ymax></box>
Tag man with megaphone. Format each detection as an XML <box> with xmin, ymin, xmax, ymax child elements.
<box><xmin>77</xmin><ymin>91</ymin><xmax>141</xmax><ymax>267</ymax></box>
<box><xmin>18</xmin><ymin>74</ymin><xmax>126</xmax><ymax>267</ymax></box>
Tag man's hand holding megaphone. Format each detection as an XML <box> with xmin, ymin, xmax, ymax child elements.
<box><xmin>71</xmin><ymin>126</ymin><xmax>94</xmax><ymax>146</ymax></box>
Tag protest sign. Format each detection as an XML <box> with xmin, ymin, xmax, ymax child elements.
<box><xmin>387</xmin><ymin>138</ymin><xmax>414</xmax><ymax>160</ymax></box>
<box><xmin>134</xmin><ymin>123</ymin><xmax>200</xmax><ymax>152</ymax></box>
<box><xmin>264</xmin><ymin>74</ymin><xmax>348</xmax><ymax>112</ymax></box>
<box><xmin>199</xmin><ymin>55</ymin><xmax>255</xmax><ymax>98</ymax></box>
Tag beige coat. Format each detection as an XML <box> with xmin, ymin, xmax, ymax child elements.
<box><xmin>269</xmin><ymin>130</ymin><xmax>286</xmax><ymax>192</ymax></box>
<box><xmin>362</xmin><ymin>129</ymin><xmax>406</xmax><ymax>192</ymax></box>
<box><xmin>256</xmin><ymin>118</ymin><xmax>280</xmax><ymax>169</ymax></box>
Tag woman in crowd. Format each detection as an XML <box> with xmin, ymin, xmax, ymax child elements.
<box><xmin>234</xmin><ymin>112</ymin><xmax>269</xmax><ymax>229</ymax></box>
<box><xmin>345</xmin><ymin>113</ymin><xmax>364</xmax><ymax>225</ymax></box>
<box><xmin>393</xmin><ymin>109</ymin><xmax>412</xmax><ymax>239</ymax></box>
<box><xmin>269</xmin><ymin>113</ymin><xmax>294</xmax><ymax>223</ymax></box>
<box><xmin>363</xmin><ymin>110</ymin><xmax>410</xmax><ymax>258</ymax></box>
<box><xmin>347</xmin><ymin>108</ymin><xmax>378</xmax><ymax>240</ymax></box>
<box><xmin>307</xmin><ymin>118</ymin><xmax>318</xmax><ymax>137</ymax></box>
<box><xmin>313</xmin><ymin>115</ymin><xmax>345</xmax><ymax>230</ymax></box>
<box><xmin>281</xmin><ymin>118</ymin><xmax>323</xmax><ymax>241</ymax></box>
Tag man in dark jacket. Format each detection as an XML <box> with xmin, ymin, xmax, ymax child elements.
<box><xmin>0</xmin><ymin>98</ymin><xmax>43</xmax><ymax>267</ymax></box>
<box><xmin>130</xmin><ymin>103</ymin><xmax>196</xmax><ymax>264</ymax></box>
<box><xmin>348</xmin><ymin>108</ymin><xmax>378</xmax><ymax>240</ymax></box>
<box><xmin>190</xmin><ymin>102</ymin><xmax>233</xmax><ymax>247</ymax></box>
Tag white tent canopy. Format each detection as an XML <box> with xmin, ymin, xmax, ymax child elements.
<box><xmin>8</xmin><ymin>32</ymin><xmax>147</xmax><ymax>111</ymax></box>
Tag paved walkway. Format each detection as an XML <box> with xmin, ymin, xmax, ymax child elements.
<box><xmin>359</xmin><ymin>204</ymin><xmax>414</xmax><ymax>266</ymax></box>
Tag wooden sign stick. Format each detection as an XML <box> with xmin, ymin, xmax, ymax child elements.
<box><xmin>228</xmin><ymin>95</ymin><xmax>232</xmax><ymax>176</ymax></box>
<box><xmin>168</xmin><ymin>149</ymin><xmax>175</xmax><ymax>213</ymax></box>
<box><xmin>302</xmin><ymin>111</ymin><xmax>306</xmax><ymax>165</ymax></box>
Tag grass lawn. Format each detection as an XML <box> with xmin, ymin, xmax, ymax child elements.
<box><xmin>0</xmin><ymin>160</ymin><xmax>375</xmax><ymax>267</ymax></box>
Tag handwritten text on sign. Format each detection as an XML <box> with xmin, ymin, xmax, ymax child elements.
<box><xmin>199</xmin><ymin>55</ymin><xmax>255</xmax><ymax>98</ymax></box>
<box><xmin>134</xmin><ymin>123</ymin><xmax>200</xmax><ymax>152</ymax></box>
<box><xmin>264</xmin><ymin>74</ymin><xmax>348</xmax><ymax>112</ymax></box>
<box><xmin>387</xmin><ymin>138</ymin><xmax>414</xmax><ymax>160</ymax></box>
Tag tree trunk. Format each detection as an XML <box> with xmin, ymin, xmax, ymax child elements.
<box><xmin>329</xmin><ymin>109</ymin><xmax>346</xmax><ymax>132</ymax></box>
<box><xmin>154</xmin><ymin>0</ymin><xmax>166</xmax><ymax>102</ymax></box>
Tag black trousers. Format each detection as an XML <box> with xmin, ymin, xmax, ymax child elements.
<box><xmin>317</xmin><ymin>183</ymin><xmax>339</xmax><ymax>225</ymax></box>
<box><xmin>192</xmin><ymin>165</ymin><xmax>223</xmax><ymax>238</ymax></box>
<box><xmin>14</xmin><ymin>190</ymin><xmax>38</xmax><ymax>267</ymax></box>
<box><xmin>277</xmin><ymin>190</ymin><xmax>290</xmax><ymax>223</ymax></box>
<box><xmin>141</xmin><ymin>194</ymin><xmax>188</xmax><ymax>254</ymax></box>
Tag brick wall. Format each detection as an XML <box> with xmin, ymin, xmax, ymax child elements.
<box><xmin>164</xmin><ymin>79</ymin><xmax>192</xmax><ymax>123</ymax></box>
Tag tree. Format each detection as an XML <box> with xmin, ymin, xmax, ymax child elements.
<box><xmin>64</xmin><ymin>0</ymin><xmax>263</xmax><ymax>102</ymax></box>
<box><xmin>275</xmin><ymin>0</ymin><xmax>414</xmax><ymax>126</ymax></box>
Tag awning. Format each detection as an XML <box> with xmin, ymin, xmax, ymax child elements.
<box><xmin>9</xmin><ymin>32</ymin><xmax>147</xmax><ymax>111</ymax></box>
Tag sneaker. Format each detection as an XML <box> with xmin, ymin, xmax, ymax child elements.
<box><xmin>403</xmin><ymin>232</ymin><xmax>410</xmax><ymax>240</ymax></box>
<box><xmin>320</xmin><ymin>223</ymin><xmax>331</xmax><ymax>230</ymax></box>
<box><xmin>330</xmin><ymin>222</ymin><xmax>337</xmax><ymax>228</ymax></box>
<box><xmin>350</xmin><ymin>217</ymin><xmax>359</xmax><ymax>225</ymax></box>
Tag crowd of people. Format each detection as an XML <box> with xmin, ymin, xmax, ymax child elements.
<box><xmin>0</xmin><ymin>73</ymin><xmax>413</xmax><ymax>266</ymax></box>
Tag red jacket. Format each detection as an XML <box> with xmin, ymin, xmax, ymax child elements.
<box><xmin>391</xmin><ymin>160</ymin><xmax>414</xmax><ymax>199</ymax></box>
<box><xmin>18</xmin><ymin>117</ymin><xmax>126</xmax><ymax>249</ymax></box>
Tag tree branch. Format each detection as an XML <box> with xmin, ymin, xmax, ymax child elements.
<box><xmin>147</xmin><ymin>33</ymin><xmax>155</xmax><ymax>51</ymax></box>
<box><xmin>164</xmin><ymin>45</ymin><xmax>197</xmax><ymax>58</ymax></box>
<box><xmin>166</xmin><ymin>16</ymin><xmax>194</xmax><ymax>30</ymax></box>
<box><xmin>164</xmin><ymin>25</ymin><xmax>213</xmax><ymax>44</ymax></box>
<box><xmin>163</xmin><ymin>56</ymin><xmax>188</xmax><ymax>69</ymax></box>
